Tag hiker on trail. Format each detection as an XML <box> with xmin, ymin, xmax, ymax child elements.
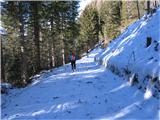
<box><xmin>69</xmin><ymin>52</ymin><xmax>76</xmax><ymax>71</ymax></box>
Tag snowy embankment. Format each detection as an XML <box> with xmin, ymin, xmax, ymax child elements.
<box><xmin>95</xmin><ymin>8</ymin><xmax>160</xmax><ymax>98</ymax></box>
<box><xmin>1</xmin><ymin>49</ymin><xmax>159</xmax><ymax>119</ymax></box>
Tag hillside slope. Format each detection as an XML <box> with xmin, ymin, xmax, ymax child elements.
<box><xmin>95</xmin><ymin>8</ymin><xmax>160</xmax><ymax>98</ymax></box>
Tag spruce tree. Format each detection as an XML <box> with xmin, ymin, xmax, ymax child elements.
<box><xmin>78</xmin><ymin>2</ymin><xmax>100</xmax><ymax>51</ymax></box>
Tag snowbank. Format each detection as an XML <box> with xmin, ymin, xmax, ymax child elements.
<box><xmin>95</xmin><ymin>8</ymin><xmax>160</xmax><ymax>98</ymax></box>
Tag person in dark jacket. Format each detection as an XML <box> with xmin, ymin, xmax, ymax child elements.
<box><xmin>69</xmin><ymin>52</ymin><xmax>76</xmax><ymax>71</ymax></box>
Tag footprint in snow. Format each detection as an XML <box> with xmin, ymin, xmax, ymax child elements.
<box><xmin>53</xmin><ymin>96</ymin><xmax>59</xmax><ymax>99</ymax></box>
<box><xmin>70</xmin><ymin>95</ymin><xmax>75</xmax><ymax>98</ymax></box>
<box><xmin>95</xmin><ymin>96</ymin><xmax>98</xmax><ymax>98</ymax></box>
<box><xmin>15</xmin><ymin>114</ymin><xmax>20</xmax><ymax>117</ymax></box>
<box><xmin>135</xmin><ymin>105</ymin><xmax>142</xmax><ymax>110</ymax></box>
<box><xmin>36</xmin><ymin>100</ymin><xmax>40</xmax><ymax>103</ymax></box>
<box><xmin>15</xmin><ymin>104</ymin><xmax>18</xmax><ymax>107</ymax></box>
<box><xmin>86</xmin><ymin>113</ymin><xmax>90</xmax><ymax>116</ymax></box>
<box><xmin>104</xmin><ymin>99</ymin><xmax>107</xmax><ymax>103</ymax></box>
<box><xmin>77</xmin><ymin>99</ymin><xmax>88</xmax><ymax>104</ymax></box>
<box><xmin>86</xmin><ymin>81</ymin><xmax>93</xmax><ymax>84</ymax></box>
<box><xmin>77</xmin><ymin>99</ymin><xmax>83</xmax><ymax>104</ymax></box>
<box><xmin>66</xmin><ymin>110</ymin><xmax>71</xmax><ymax>113</ymax></box>
<box><xmin>98</xmin><ymin>102</ymin><xmax>101</xmax><ymax>104</ymax></box>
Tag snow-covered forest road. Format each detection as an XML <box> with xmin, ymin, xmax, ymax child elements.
<box><xmin>2</xmin><ymin>49</ymin><xmax>159</xmax><ymax>120</ymax></box>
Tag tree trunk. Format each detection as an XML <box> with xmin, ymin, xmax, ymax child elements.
<box><xmin>48</xmin><ymin>38</ymin><xmax>52</xmax><ymax>68</ymax></box>
<box><xmin>126</xmin><ymin>1</ymin><xmax>132</xmax><ymax>19</ymax></box>
<box><xmin>147</xmin><ymin>0</ymin><xmax>150</xmax><ymax>14</ymax></box>
<box><xmin>61</xmin><ymin>13</ymin><xmax>65</xmax><ymax>66</ymax></box>
<box><xmin>32</xmin><ymin>2</ymin><xmax>41</xmax><ymax>73</ymax></box>
<box><xmin>118</xmin><ymin>0</ymin><xmax>122</xmax><ymax>16</ymax></box>
<box><xmin>136</xmin><ymin>0</ymin><xmax>140</xmax><ymax>19</ymax></box>
<box><xmin>1</xmin><ymin>37</ymin><xmax>5</xmax><ymax>82</ymax></box>
<box><xmin>62</xmin><ymin>47</ymin><xmax>65</xmax><ymax>65</ymax></box>
<box><xmin>51</xmin><ymin>43</ymin><xmax>55</xmax><ymax>67</ymax></box>
<box><xmin>19</xmin><ymin>2</ymin><xmax>28</xmax><ymax>84</ymax></box>
<box><xmin>155</xmin><ymin>1</ymin><xmax>157</xmax><ymax>8</ymax></box>
<box><xmin>50</xmin><ymin>15</ymin><xmax>55</xmax><ymax>68</ymax></box>
<box><xmin>61</xmin><ymin>33</ymin><xmax>65</xmax><ymax>66</ymax></box>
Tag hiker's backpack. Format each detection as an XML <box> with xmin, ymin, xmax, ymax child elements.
<box><xmin>71</xmin><ymin>55</ymin><xmax>75</xmax><ymax>61</ymax></box>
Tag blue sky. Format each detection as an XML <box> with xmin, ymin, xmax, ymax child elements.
<box><xmin>79</xmin><ymin>0</ymin><xmax>93</xmax><ymax>16</ymax></box>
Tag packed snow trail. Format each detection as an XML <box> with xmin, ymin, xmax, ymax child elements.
<box><xmin>2</xmin><ymin>49</ymin><xmax>159</xmax><ymax>120</ymax></box>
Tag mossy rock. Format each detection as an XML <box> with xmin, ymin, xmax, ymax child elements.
<box><xmin>129</xmin><ymin>73</ymin><xmax>139</xmax><ymax>86</ymax></box>
<box><xmin>123</xmin><ymin>67</ymin><xmax>131</xmax><ymax>75</ymax></box>
<box><xmin>146</xmin><ymin>37</ymin><xmax>152</xmax><ymax>47</ymax></box>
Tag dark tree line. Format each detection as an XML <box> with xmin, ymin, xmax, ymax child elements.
<box><xmin>1</xmin><ymin>1</ymin><xmax>79</xmax><ymax>86</ymax></box>
<box><xmin>1</xmin><ymin>0</ymin><xmax>158</xmax><ymax>87</ymax></box>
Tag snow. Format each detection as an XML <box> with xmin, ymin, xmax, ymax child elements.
<box><xmin>1</xmin><ymin>49</ymin><xmax>159</xmax><ymax>119</ymax></box>
<box><xmin>0</xmin><ymin>26</ymin><xmax>7</xmax><ymax>35</ymax></box>
<box><xmin>78</xmin><ymin>0</ymin><xmax>93</xmax><ymax>17</ymax></box>
<box><xmin>95</xmin><ymin>8</ymin><xmax>160</xmax><ymax>98</ymax></box>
